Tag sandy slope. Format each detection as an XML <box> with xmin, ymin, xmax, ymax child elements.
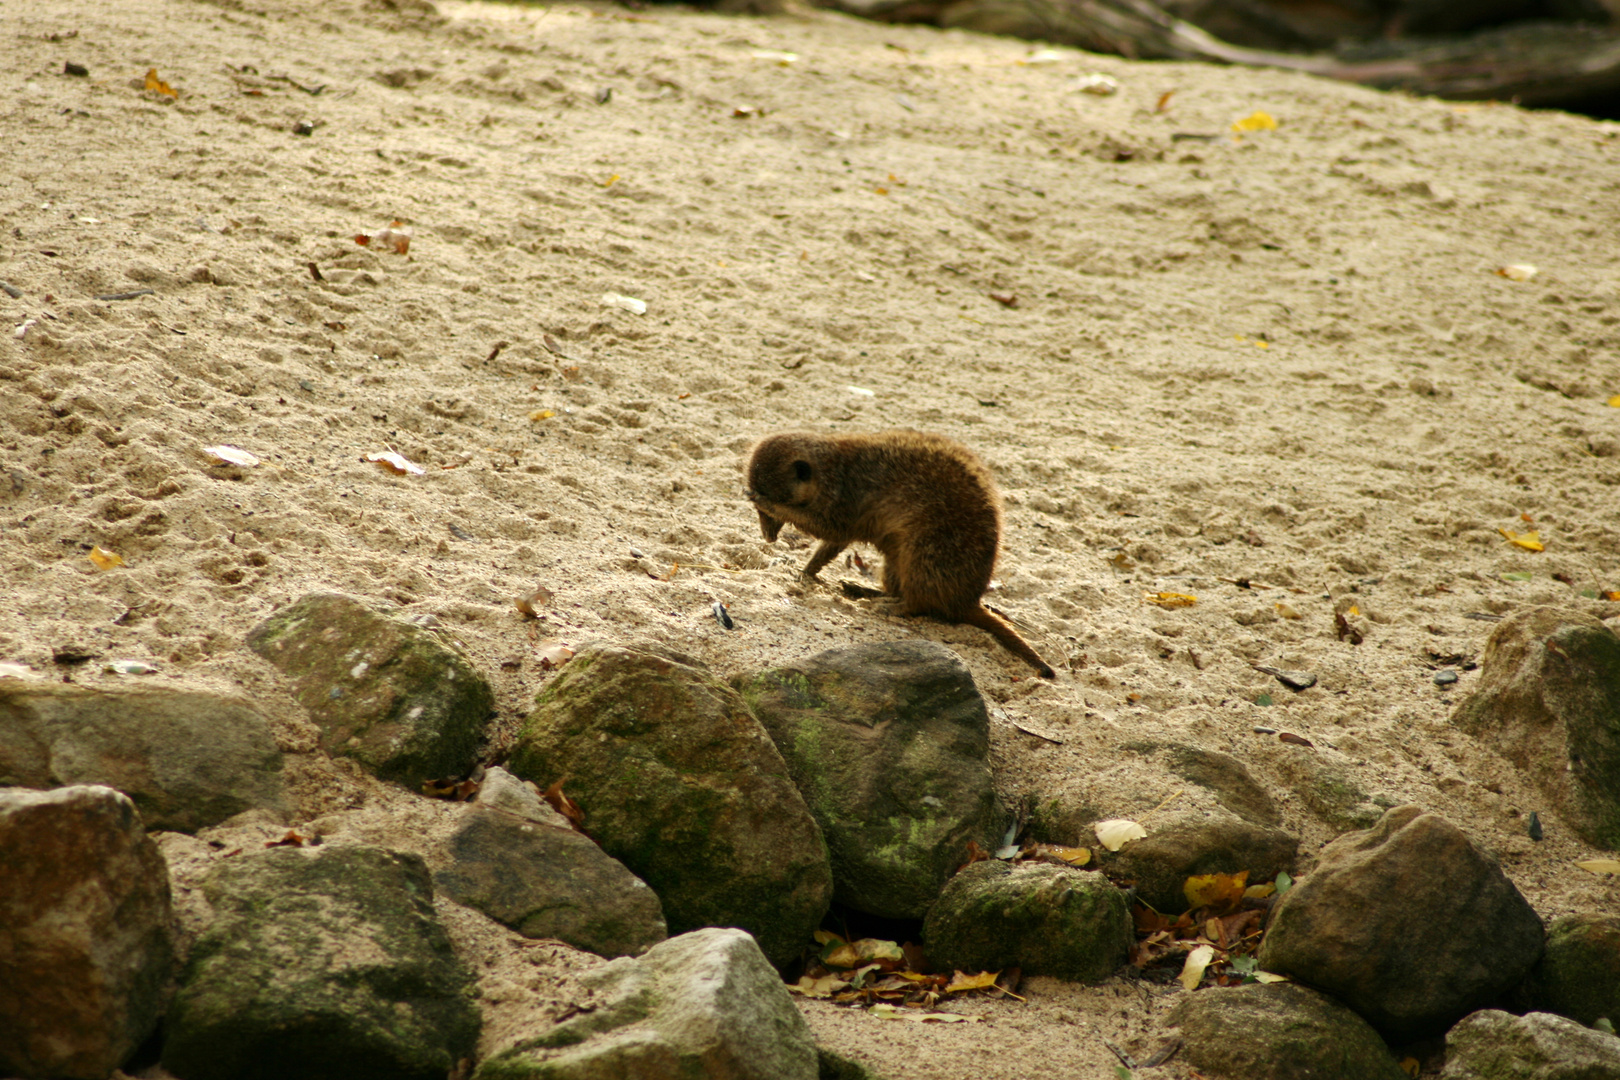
<box><xmin>3</xmin><ymin>0</ymin><xmax>1620</xmax><ymax>1075</ymax></box>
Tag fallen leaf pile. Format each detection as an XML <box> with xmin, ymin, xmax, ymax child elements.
<box><xmin>788</xmin><ymin>929</ymin><xmax>1016</xmax><ymax>1013</ymax></box>
<box><xmin>1128</xmin><ymin>869</ymin><xmax>1292</xmax><ymax>990</ymax></box>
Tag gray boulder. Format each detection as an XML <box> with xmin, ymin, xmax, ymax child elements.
<box><xmin>1093</xmin><ymin>813</ymin><xmax>1298</xmax><ymax>914</ymax></box>
<box><xmin>508</xmin><ymin>642</ymin><xmax>831</xmax><ymax>968</ymax></box>
<box><xmin>0</xmin><ymin>683</ymin><xmax>287</xmax><ymax>832</ymax></box>
<box><xmin>1516</xmin><ymin>913</ymin><xmax>1620</xmax><ymax>1028</ymax></box>
<box><xmin>162</xmin><ymin>844</ymin><xmax>480</xmax><ymax>1080</ymax></box>
<box><xmin>1167</xmin><ymin>982</ymin><xmax>1407</xmax><ymax>1080</ymax></box>
<box><xmin>435</xmin><ymin>795</ymin><xmax>667</xmax><ymax>958</ymax></box>
<box><xmin>1257</xmin><ymin>805</ymin><xmax>1544</xmax><ymax>1041</ymax></box>
<box><xmin>1162</xmin><ymin>743</ymin><xmax>1282</xmax><ymax>826</ymax></box>
<box><xmin>246</xmin><ymin>592</ymin><xmax>493</xmax><ymax>788</ymax></box>
<box><xmin>730</xmin><ymin>640</ymin><xmax>1007</xmax><ymax>919</ymax></box>
<box><xmin>0</xmin><ymin>785</ymin><xmax>174</xmax><ymax>1080</ymax></box>
<box><xmin>923</xmin><ymin>861</ymin><xmax>1131</xmax><ymax>982</ymax></box>
<box><xmin>1451</xmin><ymin>606</ymin><xmax>1620</xmax><ymax>849</ymax></box>
<box><xmin>1439</xmin><ymin>1010</ymin><xmax>1620</xmax><ymax>1080</ymax></box>
<box><xmin>475</xmin><ymin>927</ymin><xmax>818</xmax><ymax>1080</ymax></box>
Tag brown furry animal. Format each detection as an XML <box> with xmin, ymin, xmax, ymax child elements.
<box><xmin>746</xmin><ymin>429</ymin><xmax>1055</xmax><ymax>679</ymax></box>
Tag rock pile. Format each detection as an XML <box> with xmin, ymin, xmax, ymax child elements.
<box><xmin>3</xmin><ymin>592</ymin><xmax>1616</xmax><ymax>1079</ymax></box>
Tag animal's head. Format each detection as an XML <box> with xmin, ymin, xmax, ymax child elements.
<box><xmin>746</xmin><ymin>433</ymin><xmax>820</xmax><ymax>540</ymax></box>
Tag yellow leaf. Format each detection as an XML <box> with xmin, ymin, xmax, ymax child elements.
<box><xmin>1253</xmin><ymin>971</ymin><xmax>1289</xmax><ymax>984</ymax></box>
<box><xmin>1576</xmin><ymin>859</ymin><xmax>1620</xmax><ymax>875</ymax></box>
<box><xmin>528</xmin><ymin>409</ymin><xmax>555</xmax><ymax>422</ymax></box>
<box><xmin>813</xmin><ymin>930</ymin><xmax>843</xmax><ymax>946</ymax></box>
<box><xmin>788</xmin><ymin>974</ymin><xmax>850</xmax><ymax>998</ymax></box>
<box><xmin>89</xmin><ymin>546</ymin><xmax>125</xmax><ymax>571</ymax></box>
<box><xmin>1231</xmin><ymin>110</ymin><xmax>1277</xmax><ymax>132</ymax></box>
<box><xmin>1606</xmin><ymin>591</ymin><xmax>1620</xmax><ymax>602</ymax></box>
<box><xmin>1179</xmin><ymin>944</ymin><xmax>1215</xmax><ymax>990</ymax></box>
<box><xmin>1608</xmin><ymin>395</ymin><xmax>1620</xmax><ymax>408</ymax></box>
<box><xmin>1346</xmin><ymin>603</ymin><xmax>1360</xmax><ymax>616</ymax></box>
<box><xmin>600</xmin><ymin>173</ymin><xmax>620</xmax><ymax>188</ymax></box>
<box><xmin>1145</xmin><ymin>591</ymin><xmax>1197</xmax><ymax>608</ymax></box>
<box><xmin>1243</xmin><ymin>882</ymin><xmax>1276</xmax><ymax>900</ymax></box>
<box><xmin>1498</xmin><ymin>528</ymin><xmax>1545</xmax><ymax>552</ymax></box>
<box><xmin>1400</xmin><ymin>1058</ymin><xmax>1421</xmax><ymax>1078</ymax></box>
<box><xmin>1274</xmin><ymin>603</ymin><xmax>1302</xmax><ymax>619</ymax></box>
<box><xmin>145</xmin><ymin>68</ymin><xmax>178</xmax><ymax>97</ymax></box>
<box><xmin>1094</xmin><ymin>818</ymin><xmax>1147</xmax><ymax>851</ymax></box>
<box><xmin>1184</xmin><ymin>871</ymin><xmax>1249</xmax><ymax>910</ymax></box>
<box><xmin>1047</xmin><ymin>844</ymin><xmax>1091</xmax><ymax>866</ymax></box>
<box><xmin>944</xmin><ymin>970</ymin><xmax>1000</xmax><ymax>994</ymax></box>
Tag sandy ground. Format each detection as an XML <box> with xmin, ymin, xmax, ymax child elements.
<box><xmin>4</xmin><ymin>0</ymin><xmax>1620</xmax><ymax>1076</ymax></box>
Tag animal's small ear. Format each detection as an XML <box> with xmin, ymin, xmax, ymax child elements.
<box><xmin>792</xmin><ymin>460</ymin><xmax>813</xmax><ymax>482</ymax></box>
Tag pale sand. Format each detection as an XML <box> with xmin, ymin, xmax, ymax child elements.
<box><xmin>4</xmin><ymin>0</ymin><xmax>1620</xmax><ymax>1075</ymax></box>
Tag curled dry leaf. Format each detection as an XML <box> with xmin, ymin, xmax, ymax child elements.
<box><xmin>537</xmin><ymin>640</ymin><xmax>575</xmax><ymax>668</ymax></box>
<box><xmin>88</xmin><ymin>546</ymin><xmax>125</xmax><ymax>571</ymax></box>
<box><xmin>542</xmin><ymin>779</ymin><xmax>585</xmax><ymax>830</ymax></box>
<box><xmin>144</xmin><ymin>68</ymin><xmax>178</xmax><ymax>97</ymax></box>
<box><xmin>1278</xmin><ymin>732</ymin><xmax>1315</xmax><ymax>748</ymax></box>
<box><xmin>356</xmin><ymin>221</ymin><xmax>412</xmax><ymax>254</ymax></box>
<box><xmin>265</xmin><ymin>830</ymin><xmax>307</xmax><ymax>848</ymax></box>
<box><xmin>1178</xmin><ymin>944</ymin><xmax>1216</xmax><ymax>990</ymax></box>
<box><xmin>104</xmin><ymin>659</ymin><xmax>159</xmax><ymax>675</ymax></box>
<box><xmin>1145</xmin><ymin>592</ymin><xmax>1197</xmax><ymax>608</ymax></box>
<box><xmin>1498</xmin><ymin>528</ymin><xmax>1544</xmax><ymax>552</ymax></box>
<box><xmin>204</xmin><ymin>444</ymin><xmax>260</xmax><ymax>467</ymax></box>
<box><xmin>1095</xmin><ymin>818</ymin><xmax>1148</xmax><ymax>852</ymax></box>
<box><xmin>601</xmin><ymin>292</ymin><xmax>647</xmax><ymax>315</ymax></box>
<box><xmin>366</xmin><ymin>451</ymin><xmax>425</xmax><ymax>476</ymax></box>
<box><xmin>1076</xmin><ymin>72</ymin><xmax>1119</xmax><ymax>95</ymax></box>
<box><xmin>514</xmin><ymin>586</ymin><xmax>555</xmax><ymax>618</ymax></box>
<box><xmin>423</xmin><ymin>776</ymin><xmax>482</xmax><ymax>801</ymax></box>
<box><xmin>1496</xmin><ymin>264</ymin><xmax>1537</xmax><ymax>282</ymax></box>
<box><xmin>869</xmin><ymin>1004</ymin><xmax>976</xmax><ymax>1023</ymax></box>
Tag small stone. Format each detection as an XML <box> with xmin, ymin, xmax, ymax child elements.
<box><xmin>1435</xmin><ymin>669</ymin><xmax>1460</xmax><ymax>686</ymax></box>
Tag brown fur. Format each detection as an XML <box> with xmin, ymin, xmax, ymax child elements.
<box><xmin>746</xmin><ymin>429</ymin><xmax>1055</xmax><ymax>679</ymax></box>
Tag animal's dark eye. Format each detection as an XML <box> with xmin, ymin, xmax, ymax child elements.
<box><xmin>792</xmin><ymin>460</ymin><xmax>813</xmax><ymax>482</ymax></box>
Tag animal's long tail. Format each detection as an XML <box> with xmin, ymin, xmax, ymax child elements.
<box><xmin>964</xmin><ymin>605</ymin><xmax>1055</xmax><ymax>679</ymax></box>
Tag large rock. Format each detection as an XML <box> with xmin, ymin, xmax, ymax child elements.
<box><xmin>435</xmin><ymin>770</ymin><xmax>667</xmax><ymax>957</ymax></box>
<box><xmin>246</xmin><ymin>592</ymin><xmax>493</xmax><ymax>787</ymax></box>
<box><xmin>0</xmin><ymin>683</ymin><xmax>287</xmax><ymax>832</ymax></box>
<box><xmin>1515</xmin><ymin>913</ymin><xmax>1620</xmax><ymax>1027</ymax></box>
<box><xmin>923</xmin><ymin>861</ymin><xmax>1131</xmax><ymax>982</ymax></box>
<box><xmin>474</xmin><ymin>927</ymin><xmax>818</xmax><ymax>1080</ymax></box>
<box><xmin>1439</xmin><ymin>1010</ymin><xmax>1620</xmax><ymax>1080</ymax></box>
<box><xmin>0</xmin><ymin>786</ymin><xmax>174</xmax><ymax>1080</ymax></box>
<box><xmin>1257</xmin><ymin>805</ymin><xmax>1545</xmax><ymax>1041</ymax></box>
<box><xmin>730</xmin><ymin>640</ymin><xmax>1007</xmax><ymax>919</ymax></box>
<box><xmin>1162</xmin><ymin>743</ymin><xmax>1282</xmax><ymax>826</ymax></box>
<box><xmin>1166</xmin><ymin>982</ymin><xmax>1407</xmax><ymax>1080</ymax></box>
<box><xmin>1451</xmin><ymin>606</ymin><xmax>1620</xmax><ymax>848</ymax></box>
<box><xmin>162</xmin><ymin>844</ymin><xmax>480</xmax><ymax>1080</ymax></box>
<box><xmin>1093</xmin><ymin>813</ymin><xmax>1298</xmax><ymax>914</ymax></box>
<box><xmin>507</xmin><ymin>642</ymin><xmax>831</xmax><ymax>968</ymax></box>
